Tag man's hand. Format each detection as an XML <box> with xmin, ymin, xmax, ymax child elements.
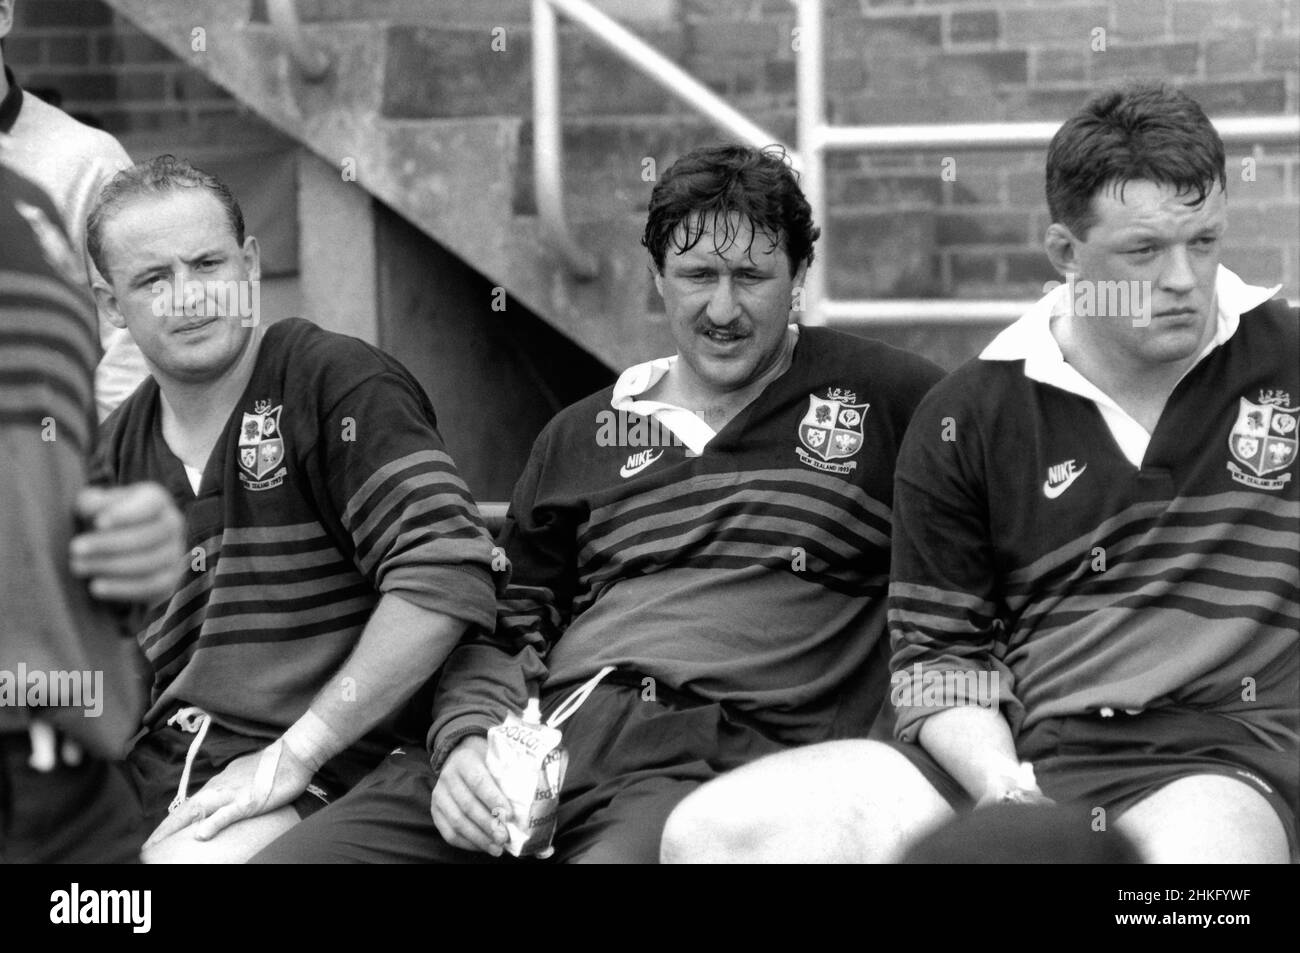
<box><xmin>71</xmin><ymin>483</ymin><xmax>185</xmax><ymax>603</ymax></box>
<box><xmin>142</xmin><ymin>741</ymin><xmax>313</xmax><ymax>849</ymax></box>
<box><xmin>430</xmin><ymin>735</ymin><xmax>513</xmax><ymax>856</ymax></box>
<box><xmin>974</xmin><ymin>762</ymin><xmax>1055</xmax><ymax>809</ymax></box>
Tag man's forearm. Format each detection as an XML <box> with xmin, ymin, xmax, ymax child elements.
<box><xmin>282</xmin><ymin>592</ymin><xmax>470</xmax><ymax>769</ymax></box>
<box><xmin>917</xmin><ymin>705</ymin><xmax>1028</xmax><ymax>803</ymax></box>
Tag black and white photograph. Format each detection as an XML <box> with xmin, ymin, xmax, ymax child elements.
<box><xmin>1</xmin><ymin>0</ymin><xmax>1297</xmax><ymax>920</ymax></box>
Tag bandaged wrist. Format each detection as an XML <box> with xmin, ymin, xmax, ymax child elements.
<box><xmin>280</xmin><ymin>709</ymin><xmax>344</xmax><ymax>773</ymax></box>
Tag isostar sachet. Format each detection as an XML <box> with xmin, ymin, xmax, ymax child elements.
<box><xmin>485</xmin><ymin>699</ymin><xmax>566</xmax><ymax>858</ymax></box>
<box><xmin>484</xmin><ymin>666</ymin><xmax>616</xmax><ymax>859</ymax></box>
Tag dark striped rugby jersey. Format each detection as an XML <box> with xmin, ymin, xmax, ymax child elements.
<box><xmin>0</xmin><ymin>162</ymin><xmax>143</xmax><ymax>755</ymax></box>
<box><xmin>95</xmin><ymin>318</ymin><xmax>498</xmax><ymax>746</ymax></box>
<box><xmin>429</xmin><ymin>326</ymin><xmax>943</xmax><ymax>758</ymax></box>
<box><xmin>890</xmin><ymin>285</ymin><xmax>1299</xmax><ymax>755</ymax></box>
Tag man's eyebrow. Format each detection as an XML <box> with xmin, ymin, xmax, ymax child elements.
<box><xmin>128</xmin><ymin>261</ymin><xmax>173</xmax><ymax>284</ymax></box>
<box><xmin>183</xmin><ymin>247</ymin><xmax>226</xmax><ymax>264</ymax></box>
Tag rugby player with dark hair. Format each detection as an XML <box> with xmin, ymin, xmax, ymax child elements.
<box><xmin>251</xmin><ymin>142</ymin><xmax>955</xmax><ymax>863</ymax></box>
<box><xmin>661</xmin><ymin>83</ymin><xmax>1298</xmax><ymax>863</ymax></box>
<box><xmin>88</xmin><ymin>155</ymin><xmax>501</xmax><ymax>863</ymax></box>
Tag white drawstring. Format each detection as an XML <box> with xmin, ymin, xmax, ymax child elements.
<box><xmin>166</xmin><ymin>706</ymin><xmax>211</xmax><ymax>813</ymax></box>
<box><xmin>26</xmin><ymin>722</ymin><xmax>57</xmax><ymax>772</ymax></box>
<box><xmin>545</xmin><ymin>666</ymin><xmax>616</xmax><ymax>729</ymax></box>
<box><xmin>25</xmin><ymin>722</ymin><xmax>85</xmax><ymax>773</ymax></box>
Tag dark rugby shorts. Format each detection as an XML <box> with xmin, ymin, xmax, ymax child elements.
<box><xmin>126</xmin><ymin>710</ymin><xmax>381</xmax><ymax>830</ymax></box>
<box><xmin>1019</xmin><ymin>706</ymin><xmax>1299</xmax><ymax>856</ymax></box>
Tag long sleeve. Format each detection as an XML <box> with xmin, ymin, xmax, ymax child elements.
<box><xmin>426</xmin><ymin>422</ymin><xmax>573</xmax><ymax>771</ymax></box>
<box><xmin>320</xmin><ymin>370</ymin><xmax>499</xmax><ymax>632</ymax></box>
<box><xmin>888</xmin><ymin>383</ymin><xmax>1024</xmax><ymax>743</ymax></box>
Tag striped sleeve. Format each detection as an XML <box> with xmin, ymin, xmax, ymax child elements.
<box><xmin>1</xmin><ymin>168</ymin><xmax>143</xmax><ymax>754</ymax></box>
<box><xmin>888</xmin><ymin>391</ymin><xmax>1023</xmax><ymax>742</ymax></box>
<box><xmin>427</xmin><ymin>420</ymin><xmax>562</xmax><ymax>770</ymax></box>
<box><xmin>321</xmin><ymin>371</ymin><xmax>499</xmax><ymax>630</ymax></box>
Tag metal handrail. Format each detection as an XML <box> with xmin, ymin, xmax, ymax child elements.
<box><xmin>266</xmin><ymin>0</ymin><xmax>331</xmax><ymax>82</ymax></box>
<box><xmin>524</xmin><ymin>0</ymin><xmax>1297</xmax><ymax>325</ymax></box>
<box><xmin>812</xmin><ymin>116</ymin><xmax>1300</xmax><ymax>153</ymax></box>
<box><xmin>797</xmin><ymin>0</ymin><xmax>1300</xmax><ymax>325</ymax></box>
<box><xmin>532</xmin><ymin>0</ymin><xmax>797</xmax><ymax>278</ymax></box>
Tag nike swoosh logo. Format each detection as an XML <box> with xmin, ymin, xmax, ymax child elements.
<box><xmin>619</xmin><ymin>449</ymin><xmax>664</xmax><ymax>478</ymax></box>
<box><xmin>1043</xmin><ymin>463</ymin><xmax>1087</xmax><ymax>499</ymax></box>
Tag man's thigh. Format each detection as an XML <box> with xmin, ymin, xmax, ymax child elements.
<box><xmin>555</xmin><ymin>774</ymin><xmax>702</xmax><ymax>864</ymax></box>
<box><xmin>1023</xmin><ymin>710</ymin><xmax>1298</xmax><ymax>861</ymax></box>
<box><xmin>250</xmin><ymin>746</ymin><xmax>498</xmax><ymax>864</ymax></box>
<box><xmin>547</xmin><ymin>681</ymin><xmax>790</xmax><ymax>864</ymax></box>
<box><xmin>141</xmin><ymin>806</ymin><xmax>300</xmax><ymax>864</ymax></box>
<box><xmin>1117</xmin><ymin>774</ymin><xmax>1290</xmax><ymax>864</ymax></box>
<box><xmin>660</xmin><ymin>739</ymin><xmax>962</xmax><ymax>863</ymax></box>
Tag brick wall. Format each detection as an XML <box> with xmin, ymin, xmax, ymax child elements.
<box><xmin>679</xmin><ymin>0</ymin><xmax>1300</xmax><ymax>304</ymax></box>
<box><xmin>11</xmin><ymin>0</ymin><xmax>1296</xmax><ymax>309</ymax></box>
<box><xmin>9</xmin><ymin>0</ymin><xmax>243</xmax><ymax>134</ymax></box>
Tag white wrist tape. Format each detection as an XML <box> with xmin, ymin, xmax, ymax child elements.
<box><xmin>281</xmin><ymin>709</ymin><xmax>343</xmax><ymax>773</ymax></box>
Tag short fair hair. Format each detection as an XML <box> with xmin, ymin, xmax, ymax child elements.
<box><xmin>87</xmin><ymin>154</ymin><xmax>245</xmax><ymax>282</ymax></box>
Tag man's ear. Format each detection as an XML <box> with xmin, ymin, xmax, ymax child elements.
<box><xmin>93</xmin><ymin>280</ymin><xmax>127</xmax><ymax>330</ymax></box>
<box><xmin>1044</xmin><ymin>223</ymin><xmax>1081</xmax><ymax>279</ymax></box>
<box><xmin>242</xmin><ymin>235</ymin><xmax>261</xmax><ymax>282</ymax></box>
<box><xmin>0</xmin><ymin>1</ymin><xmax>15</xmax><ymax>41</ymax></box>
<box><xmin>652</xmin><ymin>266</ymin><xmax>664</xmax><ymax>299</ymax></box>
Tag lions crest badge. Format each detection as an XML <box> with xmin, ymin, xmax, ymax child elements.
<box><xmin>796</xmin><ymin>388</ymin><xmax>869</xmax><ymax>475</ymax></box>
<box><xmin>1227</xmin><ymin>394</ymin><xmax>1297</xmax><ymax>491</ymax></box>
<box><xmin>238</xmin><ymin>400</ymin><xmax>287</xmax><ymax>490</ymax></box>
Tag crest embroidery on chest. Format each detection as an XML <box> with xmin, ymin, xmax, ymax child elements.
<box><xmin>238</xmin><ymin>399</ymin><xmax>287</xmax><ymax>491</ymax></box>
<box><xmin>795</xmin><ymin>387</ymin><xmax>869</xmax><ymax>475</ymax></box>
<box><xmin>1227</xmin><ymin>391</ymin><xmax>1296</xmax><ymax>491</ymax></box>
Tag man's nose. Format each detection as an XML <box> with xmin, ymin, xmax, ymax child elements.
<box><xmin>1159</xmin><ymin>246</ymin><xmax>1197</xmax><ymax>294</ymax></box>
<box><xmin>706</xmin><ymin>277</ymin><xmax>741</xmax><ymax>324</ymax></box>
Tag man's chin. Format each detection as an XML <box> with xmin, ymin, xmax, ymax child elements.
<box><xmin>1141</xmin><ymin>330</ymin><xmax>1207</xmax><ymax>367</ymax></box>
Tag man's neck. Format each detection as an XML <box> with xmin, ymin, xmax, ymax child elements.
<box><xmin>1052</xmin><ymin>313</ymin><xmax>1214</xmax><ymax>432</ymax></box>
<box><xmin>157</xmin><ymin>329</ymin><xmax>264</xmax><ymax>452</ymax></box>
<box><xmin>661</xmin><ymin>325</ymin><xmax>798</xmax><ymax>429</ymax></box>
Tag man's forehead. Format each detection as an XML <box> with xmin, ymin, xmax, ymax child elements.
<box><xmin>667</xmin><ymin>212</ymin><xmax>784</xmax><ymax>264</ymax></box>
<box><xmin>1093</xmin><ymin>178</ymin><xmax>1226</xmax><ymax>224</ymax></box>
<box><xmin>104</xmin><ymin>190</ymin><xmax>233</xmax><ymax>246</ymax></box>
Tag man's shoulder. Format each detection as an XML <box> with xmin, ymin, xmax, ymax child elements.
<box><xmin>1240</xmin><ymin>296</ymin><xmax>1300</xmax><ymax>344</ymax></box>
<box><xmin>535</xmin><ymin>385</ymin><xmax>618</xmax><ymax>444</ymax></box>
<box><xmin>800</xmin><ymin>326</ymin><xmax>944</xmax><ymax>381</ymax></box>
<box><xmin>10</xmin><ymin>93</ymin><xmax>130</xmax><ymax>167</ymax></box>
<box><xmin>910</xmin><ymin>353</ymin><xmax>1023</xmax><ymax>421</ymax></box>
<box><xmin>265</xmin><ymin>318</ymin><xmax>425</xmax><ymax>402</ymax></box>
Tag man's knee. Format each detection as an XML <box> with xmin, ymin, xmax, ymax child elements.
<box><xmin>660</xmin><ymin>778</ymin><xmax>757</xmax><ymax>864</ymax></box>
<box><xmin>663</xmin><ymin>741</ymin><xmax>955</xmax><ymax>863</ymax></box>
<box><xmin>1117</xmin><ymin>774</ymin><xmax>1290</xmax><ymax>863</ymax></box>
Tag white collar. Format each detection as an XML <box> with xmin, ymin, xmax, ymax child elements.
<box><xmin>980</xmin><ymin>264</ymin><xmax>1278</xmax><ymax>378</ymax></box>
<box><xmin>609</xmin><ymin>325</ymin><xmax>802</xmax><ymax>455</ymax></box>
<box><xmin>978</xmin><ymin>265</ymin><xmax>1279</xmax><ymax>467</ymax></box>
<box><xmin>610</xmin><ymin>354</ymin><xmax>716</xmax><ymax>455</ymax></box>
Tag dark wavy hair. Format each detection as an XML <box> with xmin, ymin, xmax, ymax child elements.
<box><xmin>1046</xmin><ymin>82</ymin><xmax>1226</xmax><ymax>239</ymax></box>
<box><xmin>87</xmin><ymin>154</ymin><xmax>245</xmax><ymax>282</ymax></box>
<box><xmin>642</xmin><ymin>144</ymin><xmax>819</xmax><ymax>277</ymax></box>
